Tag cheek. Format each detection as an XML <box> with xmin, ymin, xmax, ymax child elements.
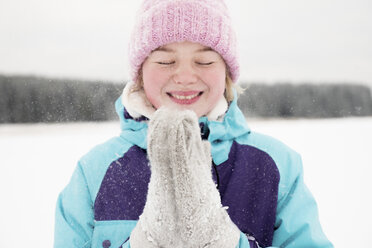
<box><xmin>143</xmin><ymin>84</ymin><xmax>159</xmax><ymax>108</ymax></box>
<box><xmin>204</xmin><ymin>69</ymin><xmax>226</xmax><ymax>95</ymax></box>
<box><xmin>142</xmin><ymin>67</ymin><xmax>166</xmax><ymax>108</ymax></box>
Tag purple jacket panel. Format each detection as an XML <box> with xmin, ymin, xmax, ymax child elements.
<box><xmin>216</xmin><ymin>141</ymin><xmax>279</xmax><ymax>247</ymax></box>
<box><xmin>94</xmin><ymin>146</ymin><xmax>150</xmax><ymax>221</ymax></box>
<box><xmin>94</xmin><ymin>141</ymin><xmax>279</xmax><ymax>247</ymax></box>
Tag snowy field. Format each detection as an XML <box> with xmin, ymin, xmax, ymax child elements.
<box><xmin>0</xmin><ymin>117</ymin><xmax>371</xmax><ymax>247</ymax></box>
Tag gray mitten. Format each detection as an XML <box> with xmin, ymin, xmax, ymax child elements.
<box><xmin>168</xmin><ymin>109</ymin><xmax>241</xmax><ymax>248</ymax></box>
<box><xmin>130</xmin><ymin>109</ymin><xmax>180</xmax><ymax>247</ymax></box>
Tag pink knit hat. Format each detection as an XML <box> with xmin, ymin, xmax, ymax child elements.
<box><xmin>128</xmin><ymin>0</ymin><xmax>239</xmax><ymax>83</ymax></box>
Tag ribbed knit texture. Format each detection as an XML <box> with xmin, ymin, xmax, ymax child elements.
<box><xmin>128</xmin><ymin>0</ymin><xmax>239</xmax><ymax>82</ymax></box>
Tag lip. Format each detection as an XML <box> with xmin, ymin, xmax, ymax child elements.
<box><xmin>167</xmin><ymin>91</ymin><xmax>203</xmax><ymax>105</ymax></box>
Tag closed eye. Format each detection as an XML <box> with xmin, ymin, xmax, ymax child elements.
<box><xmin>196</xmin><ymin>62</ymin><xmax>214</xmax><ymax>65</ymax></box>
<box><xmin>156</xmin><ymin>61</ymin><xmax>175</xmax><ymax>65</ymax></box>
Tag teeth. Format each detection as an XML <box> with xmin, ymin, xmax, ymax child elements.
<box><xmin>171</xmin><ymin>93</ymin><xmax>199</xmax><ymax>100</ymax></box>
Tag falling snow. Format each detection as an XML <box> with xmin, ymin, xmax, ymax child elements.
<box><xmin>0</xmin><ymin>118</ymin><xmax>371</xmax><ymax>247</ymax></box>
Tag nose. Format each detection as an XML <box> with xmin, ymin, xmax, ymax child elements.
<box><xmin>172</xmin><ymin>62</ymin><xmax>198</xmax><ymax>85</ymax></box>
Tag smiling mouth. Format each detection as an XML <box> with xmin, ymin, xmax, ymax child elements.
<box><xmin>167</xmin><ymin>91</ymin><xmax>203</xmax><ymax>104</ymax></box>
<box><xmin>169</xmin><ymin>92</ymin><xmax>200</xmax><ymax>99</ymax></box>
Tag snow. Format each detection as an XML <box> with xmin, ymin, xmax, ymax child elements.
<box><xmin>0</xmin><ymin>118</ymin><xmax>371</xmax><ymax>247</ymax></box>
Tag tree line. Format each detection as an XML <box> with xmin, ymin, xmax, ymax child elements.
<box><xmin>238</xmin><ymin>82</ymin><xmax>372</xmax><ymax>118</ymax></box>
<box><xmin>1</xmin><ymin>74</ymin><xmax>371</xmax><ymax>123</ymax></box>
<box><xmin>0</xmin><ymin>75</ymin><xmax>123</xmax><ymax>123</ymax></box>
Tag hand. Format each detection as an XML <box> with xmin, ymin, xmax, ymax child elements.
<box><xmin>130</xmin><ymin>108</ymin><xmax>180</xmax><ymax>247</ymax></box>
<box><xmin>166</xmin><ymin>109</ymin><xmax>240</xmax><ymax>248</ymax></box>
<box><xmin>131</xmin><ymin>107</ymin><xmax>240</xmax><ymax>248</ymax></box>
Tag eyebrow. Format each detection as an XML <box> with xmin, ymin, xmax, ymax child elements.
<box><xmin>196</xmin><ymin>47</ymin><xmax>214</xmax><ymax>52</ymax></box>
<box><xmin>152</xmin><ymin>47</ymin><xmax>175</xmax><ymax>53</ymax></box>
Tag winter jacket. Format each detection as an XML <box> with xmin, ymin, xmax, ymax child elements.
<box><xmin>54</xmin><ymin>89</ymin><xmax>333</xmax><ymax>248</ymax></box>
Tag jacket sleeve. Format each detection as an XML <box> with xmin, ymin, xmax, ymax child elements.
<box><xmin>268</xmin><ymin>153</ymin><xmax>333</xmax><ymax>248</ymax></box>
<box><xmin>54</xmin><ymin>162</ymin><xmax>95</xmax><ymax>248</ymax></box>
<box><xmin>237</xmin><ymin>232</ymin><xmax>260</xmax><ymax>248</ymax></box>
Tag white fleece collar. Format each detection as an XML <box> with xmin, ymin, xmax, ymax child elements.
<box><xmin>122</xmin><ymin>81</ymin><xmax>156</xmax><ymax>119</ymax></box>
<box><xmin>121</xmin><ymin>81</ymin><xmax>228</xmax><ymax>121</ymax></box>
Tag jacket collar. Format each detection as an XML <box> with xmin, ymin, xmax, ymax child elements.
<box><xmin>115</xmin><ymin>82</ymin><xmax>251</xmax><ymax>165</ymax></box>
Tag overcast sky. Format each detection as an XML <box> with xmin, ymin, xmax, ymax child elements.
<box><xmin>0</xmin><ymin>0</ymin><xmax>371</xmax><ymax>85</ymax></box>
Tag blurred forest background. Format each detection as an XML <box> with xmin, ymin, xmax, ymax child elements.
<box><xmin>1</xmin><ymin>74</ymin><xmax>372</xmax><ymax>123</ymax></box>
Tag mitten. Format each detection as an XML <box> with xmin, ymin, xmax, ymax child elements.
<box><xmin>168</xmin><ymin>109</ymin><xmax>241</xmax><ymax>248</ymax></box>
<box><xmin>130</xmin><ymin>108</ymin><xmax>181</xmax><ymax>247</ymax></box>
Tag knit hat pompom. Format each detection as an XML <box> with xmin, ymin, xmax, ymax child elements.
<box><xmin>128</xmin><ymin>0</ymin><xmax>239</xmax><ymax>83</ymax></box>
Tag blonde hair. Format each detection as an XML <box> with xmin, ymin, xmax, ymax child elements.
<box><xmin>224</xmin><ymin>73</ymin><xmax>244</xmax><ymax>102</ymax></box>
<box><xmin>132</xmin><ymin>69</ymin><xmax>243</xmax><ymax>103</ymax></box>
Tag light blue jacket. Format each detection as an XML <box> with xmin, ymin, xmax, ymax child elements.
<box><xmin>54</xmin><ymin>95</ymin><xmax>333</xmax><ymax>248</ymax></box>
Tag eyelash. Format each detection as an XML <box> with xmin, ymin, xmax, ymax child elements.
<box><xmin>196</xmin><ymin>62</ymin><xmax>214</xmax><ymax>65</ymax></box>
<box><xmin>156</xmin><ymin>61</ymin><xmax>214</xmax><ymax>65</ymax></box>
<box><xmin>157</xmin><ymin>61</ymin><xmax>175</xmax><ymax>65</ymax></box>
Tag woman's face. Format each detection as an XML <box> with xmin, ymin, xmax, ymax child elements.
<box><xmin>141</xmin><ymin>41</ymin><xmax>226</xmax><ymax>117</ymax></box>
